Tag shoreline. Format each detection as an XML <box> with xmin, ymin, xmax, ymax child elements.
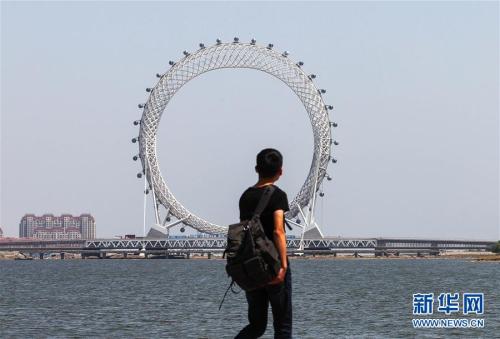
<box><xmin>290</xmin><ymin>253</ymin><xmax>500</xmax><ymax>262</ymax></box>
<box><xmin>1</xmin><ymin>251</ymin><xmax>499</xmax><ymax>262</ymax></box>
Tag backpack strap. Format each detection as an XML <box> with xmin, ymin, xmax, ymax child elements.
<box><xmin>252</xmin><ymin>185</ymin><xmax>276</xmax><ymax>218</ymax></box>
<box><xmin>218</xmin><ymin>280</ymin><xmax>235</xmax><ymax>311</ymax></box>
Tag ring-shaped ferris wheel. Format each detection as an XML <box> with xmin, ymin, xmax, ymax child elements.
<box><xmin>133</xmin><ymin>38</ymin><xmax>337</xmax><ymax>237</ymax></box>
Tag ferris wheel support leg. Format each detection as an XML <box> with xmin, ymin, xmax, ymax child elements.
<box><xmin>316</xmin><ymin>222</ymin><xmax>324</xmax><ymax>236</ymax></box>
<box><xmin>285</xmin><ymin>218</ymin><xmax>304</xmax><ymax>229</ymax></box>
<box><xmin>302</xmin><ymin>204</ymin><xmax>325</xmax><ymax>239</ymax></box>
<box><xmin>285</xmin><ymin>217</ymin><xmax>304</xmax><ymax>252</ymax></box>
<box><xmin>146</xmin><ymin>217</ymin><xmax>188</xmax><ymax>239</ymax></box>
<box><xmin>142</xmin><ymin>169</ymin><xmax>148</xmax><ymax>238</ymax></box>
<box><xmin>297</xmin><ymin>195</ymin><xmax>325</xmax><ymax>252</ymax></box>
<box><xmin>297</xmin><ymin>205</ymin><xmax>308</xmax><ymax>251</ymax></box>
<box><xmin>144</xmin><ymin>155</ymin><xmax>162</xmax><ymax>226</ymax></box>
<box><xmin>164</xmin><ymin>217</ymin><xmax>188</xmax><ymax>230</ymax></box>
<box><xmin>151</xmin><ymin>185</ymin><xmax>160</xmax><ymax>225</ymax></box>
<box><xmin>304</xmin><ymin>150</ymin><xmax>326</xmax><ymax>238</ymax></box>
<box><xmin>161</xmin><ymin>208</ymin><xmax>171</xmax><ymax>226</ymax></box>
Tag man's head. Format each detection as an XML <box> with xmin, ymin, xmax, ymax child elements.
<box><xmin>255</xmin><ymin>148</ymin><xmax>283</xmax><ymax>179</ymax></box>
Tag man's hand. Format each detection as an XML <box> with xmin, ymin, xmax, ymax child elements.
<box><xmin>268</xmin><ymin>267</ymin><xmax>287</xmax><ymax>285</ymax></box>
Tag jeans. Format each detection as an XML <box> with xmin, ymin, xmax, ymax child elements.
<box><xmin>235</xmin><ymin>267</ymin><xmax>292</xmax><ymax>339</ymax></box>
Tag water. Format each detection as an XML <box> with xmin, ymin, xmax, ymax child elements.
<box><xmin>0</xmin><ymin>258</ymin><xmax>498</xmax><ymax>338</ymax></box>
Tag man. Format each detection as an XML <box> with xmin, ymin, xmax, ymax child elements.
<box><xmin>236</xmin><ymin>148</ymin><xmax>292</xmax><ymax>339</ymax></box>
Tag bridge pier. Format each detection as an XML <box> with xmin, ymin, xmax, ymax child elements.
<box><xmin>354</xmin><ymin>252</ymin><xmax>359</xmax><ymax>258</ymax></box>
<box><xmin>123</xmin><ymin>253</ymin><xmax>128</xmax><ymax>259</ymax></box>
<box><xmin>39</xmin><ymin>253</ymin><xmax>44</xmax><ymax>260</ymax></box>
<box><xmin>81</xmin><ymin>252</ymin><xmax>95</xmax><ymax>259</ymax></box>
<box><xmin>60</xmin><ymin>252</ymin><xmax>65</xmax><ymax>260</ymax></box>
<box><xmin>99</xmin><ymin>252</ymin><xmax>107</xmax><ymax>259</ymax></box>
<box><xmin>332</xmin><ymin>252</ymin><xmax>337</xmax><ymax>257</ymax></box>
<box><xmin>208</xmin><ymin>252</ymin><xmax>212</xmax><ymax>259</ymax></box>
<box><xmin>186</xmin><ymin>252</ymin><xmax>190</xmax><ymax>259</ymax></box>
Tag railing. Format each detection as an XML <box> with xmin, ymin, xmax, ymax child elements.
<box><xmin>83</xmin><ymin>238</ymin><xmax>378</xmax><ymax>250</ymax></box>
<box><xmin>0</xmin><ymin>238</ymin><xmax>85</xmax><ymax>250</ymax></box>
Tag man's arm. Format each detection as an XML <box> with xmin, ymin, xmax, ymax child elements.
<box><xmin>269</xmin><ymin>209</ymin><xmax>287</xmax><ymax>285</ymax></box>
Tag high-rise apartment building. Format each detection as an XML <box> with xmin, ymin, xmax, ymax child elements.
<box><xmin>19</xmin><ymin>214</ymin><xmax>96</xmax><ymax>240</ymax></box>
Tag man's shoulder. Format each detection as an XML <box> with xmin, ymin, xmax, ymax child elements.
<box><xmin>239</xmin><ymin>187</ymin><xmax>255</xmax><ymax>204</ymax></box>
<box><xmin>239</xmin><ymin>186</ymin><xmax>253</xmax><ymax>196</ymax></box>
<box><xmin>271</xmin><ymin>185</ymin><xmax>288</xmax><ymax>197</ymax></box>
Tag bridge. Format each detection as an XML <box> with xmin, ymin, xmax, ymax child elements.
<box><xmin>0</xmin><ymin>237</ymin><xmax>495</xmax><ymax>258</ymax></box>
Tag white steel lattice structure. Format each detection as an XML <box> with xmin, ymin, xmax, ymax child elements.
<box><xmin>134</xmin><ymin>38</ymin><xmax>337</xmax><ymax>239</ymax></box>
<box><xmin>84</xmin><ymin>238</ymin><xmax>376</xmax><ymax>251</ymax></box>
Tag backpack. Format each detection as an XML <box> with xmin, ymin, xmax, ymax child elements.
<box><xmin>223</xmin><ymin>185</ymin><xmax>281</xmax><ymax>292</ymax></box>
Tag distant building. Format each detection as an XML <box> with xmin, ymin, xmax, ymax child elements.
<box><xmin>0</xmin><ymin>226</ymin><xmax>3</xmax><ymax>238</ymax></box>
<box><xmin>19</xmin><ymin>214</ymin><xmax>96</xmax><ymax>240</ymax></box>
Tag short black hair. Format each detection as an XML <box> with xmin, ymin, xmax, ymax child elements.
<box><xmin>256</xmin><ymin>148</ymin><xmax>283</xmax><ymax>178</ymax></box>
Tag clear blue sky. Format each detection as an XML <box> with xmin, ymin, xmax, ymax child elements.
<box><xmin>1</xmin><ymin>1</ymin><xmax>498</xmax><ymax>240</ymax></box>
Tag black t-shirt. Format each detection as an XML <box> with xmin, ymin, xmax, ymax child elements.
<box><xmin>239</xmin><ymin>184</ymin><xmax>290</xmax><ymax>241</ymax></box>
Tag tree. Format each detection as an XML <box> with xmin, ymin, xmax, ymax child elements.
<box><xmin>492</xmin><ymin>241</ymin><xmax>500</xmax><ymax>253</ymax></box>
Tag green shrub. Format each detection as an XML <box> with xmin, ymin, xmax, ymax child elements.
<box><xmin>493</xmin><ymin>241</ymin><xmax>500</xmax><ymax>253</ymax></box>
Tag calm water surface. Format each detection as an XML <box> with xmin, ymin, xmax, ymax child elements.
<box><xmin>0</xmin><ymin>259</ymin><xmax>498</xmax><ymax>338</ymax></box>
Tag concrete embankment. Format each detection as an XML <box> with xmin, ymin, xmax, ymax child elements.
<box><xmin>0</xmin><ymin>251</ymin><xmax>23</xmax><ymax>260</ymax></box>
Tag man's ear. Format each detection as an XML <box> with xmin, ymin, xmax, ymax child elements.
<box><xmin>278</xmin><ymin>168</ymin><xmax>283</xmax><ymax>176</ymax></box>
